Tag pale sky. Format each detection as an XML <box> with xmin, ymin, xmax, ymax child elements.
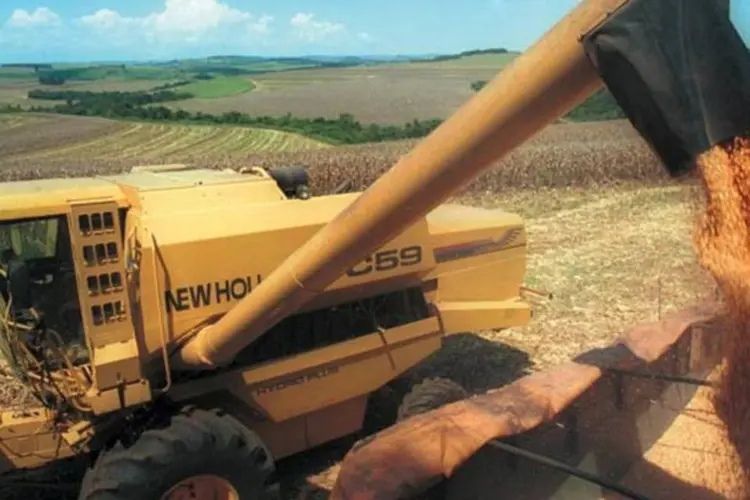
<box><xmin>0</xmin><ymin>0</ymin><xmax>747</xmax><ymax>63</ymax></box>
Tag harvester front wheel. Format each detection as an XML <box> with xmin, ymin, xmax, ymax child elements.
<box><xmin>78</xmin><ymin>407</ymin><xmax>279</xmax><ymax>500</ymax></box>
<box><xmin>397</xmin><ymin>377</ymin><xmax>469</xmax><ymax>421</ymax></box>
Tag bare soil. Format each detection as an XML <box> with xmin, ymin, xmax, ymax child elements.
<box><xmin>0</xmin><ymin>114</ymin><xmax>127</xmax><ymax>158</ymax></box>
<box><xmin>170</xmin><ymin>60</ymin><xmax>515</xmax><ymax>124</ymax></box>
<box><xmin>276</xmin><ymin>181</ymin><xmax>714</xmax><ymax>498</ymax></box>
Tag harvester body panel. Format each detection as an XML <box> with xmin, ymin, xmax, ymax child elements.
<box><xmin>0</xmin><ymin>177</ymin><xmax>128</xmax><ymax>220</ymax></box>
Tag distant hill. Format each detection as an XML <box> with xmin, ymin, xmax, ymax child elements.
<box><xmin>0</xmin><ymin>54</ymin><xmax>415</xmax><ymax>85</ymax></box>
<box><xmin>0</xmin><ymin>48</ymin><xmax>513</xmax><ymax>77</ymax></box>
<box><xmin>412</xmin><ymin>48</ymin><xmax>518</xmax><ymax>63</ymax></box>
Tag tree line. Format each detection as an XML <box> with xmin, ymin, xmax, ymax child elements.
<box><xmin>2</xmin><ymin>63</ymin><xmax>53</xmax><ymax>72</ymax></box>
<box><xmin>421</xmin><ymin>48</ymin><xmax>510</xmax><ymax>63</ymax></box>
<box><xmin>151</xmin><ymin>80</ymin><xmax>194</xmax><ymax>91</ymax></box>
<box><xmin>34</xmin><ymin>65</ymin><xmax>129</xmax><ymax>85</ymax></box>
<box><xmin>18</xmin><ymin>87</ymin><xmax>442</xmax><ymax>144</ymax></box>
<box><xmin>28</xmin><ymin>88</ymin><xmax>194</xmax><ymax>106</ymax></box>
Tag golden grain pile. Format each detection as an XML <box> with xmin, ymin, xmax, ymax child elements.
<box><xmin>690</xmin><ymin>136</ymin><xmax>750</xmax><ymax>496</ymax></box>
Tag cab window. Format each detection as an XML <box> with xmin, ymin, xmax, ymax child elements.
<box><xmin>0</xmin><ymin>217</ymin><xmax>60</xmax><ymax>262</ymax></box>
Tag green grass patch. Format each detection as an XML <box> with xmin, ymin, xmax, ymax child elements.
<box><xmin>37</xmin><ymin>65</ymin><xmax>184</xmax><ymax>82</ymax></box>
<box><xmin>0</xmin><ymin>68</ymin><xmax>38</xmax><ymax>81</ymax></box>
<box><xmin>564</xmin><ymin>89</ymin><xmax>626</xmax><ymax>121</ymax></box>
<box><xmin>179</xmin><ymin>77</ymin><xmax>255</xmax><ymax>98</ymax></box>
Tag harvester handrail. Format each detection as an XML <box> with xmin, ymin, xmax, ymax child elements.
<box><xmin>150</xmin><ymin>233</ymin><xmax>172</xmax><ymax>395</ymax></box>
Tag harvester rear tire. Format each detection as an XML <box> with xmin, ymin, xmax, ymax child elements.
<box><xmin>397</xmin><ymin>377</ymin><xmax>469</xmax><ymax>422</ymax></box>
<box><xmin>78</xmin><ymin>407</ymin><xmax>279</xmax><ymax>500</ymax></box>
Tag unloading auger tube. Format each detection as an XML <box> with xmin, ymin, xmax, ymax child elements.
<box><xmin>168</xmin><ymin>0</ymin><xmax>737</xmax><ymax>371</ymax></box>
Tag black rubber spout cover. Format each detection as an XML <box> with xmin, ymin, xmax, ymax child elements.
<box><xmin>267</xmin><ymin>165</ymin><xmax>310</xmax><ymax>198</ymax></box>
<box><xmin>582</xmin><ymin>0</ymin><xmax>750</xmax><ymax>176</ymax></box>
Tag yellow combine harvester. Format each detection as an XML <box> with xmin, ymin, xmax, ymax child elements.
<box><xmin>0</xmin><ymin>163</ymin><xmax>530</xmax><ymax>497</ymax></box>
<box><xmin>1</xmin><ymin>0</ymin><xmax>748</xmax><ymax>498</ymax></box>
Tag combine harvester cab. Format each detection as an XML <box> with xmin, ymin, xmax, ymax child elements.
<box><xmin>331</xmin><ymin>0</ymin><xmax>750</xmax><ymax>498</ymax></box>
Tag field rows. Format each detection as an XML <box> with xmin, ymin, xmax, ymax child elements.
<box><xmin>0</xmin><ymin>114</ymin><xmax>329</xmax><ymax>180</ymax></box>
<box><xmin>14</xmin><ymin>123</ymin><xmax>326</xmax><ymax>162</ymax></box>
<box><xmin>0</xmin><ymin>117</ymin><xmax>678</xmax><ymax>193</ymax></box>
<box><xmin>0</xmin><ymin>114</ymin><xmax>128</xmax><ymax>160</ymax></box>
<box><xmin>0</xmin><ymin>114</ymin><xmax>45</xmax><ymax>129</ymax></box>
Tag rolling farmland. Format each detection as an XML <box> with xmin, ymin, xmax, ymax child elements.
<box><xmin>0</xmin><ymin>114</ymin><xmax>329</xmax><ymax>180</ymax></box>
<box><xmin>1</xmin><ymin>54</ymin><xmax>522</xmax><ymax>126</ymax></box>
<box><xmin>172</xmin><ymin>54</ymin><xmax>519</xmax><ymax>124</ymax></box>
<box><xmin>0</xmin><ymin>114</ymin><xmax>127</xmax><ymax>157</ymax></box>
<box><xmin>178</xmin><ymin>76</ymin><xmax>256</xmax><ymax>98</ymax></box>
<box><xmin>0</xmin><ymin>114</ymin><xmax>671</xmax><ymax>190</ymax></box>
<box><xmin>19</xmin><ymin>52</ymin><xmax>514</xmax><ymax>124</ymax></box>
<box><xmin>1</xmin><ymin>53</ymin><xmax>620</xmax><ymax>127</ymax></box>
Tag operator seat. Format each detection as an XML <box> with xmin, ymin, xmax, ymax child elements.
<box><xmin>0</xmin><ymin>249</ymin><xmax>40</xmax><ymax>328</ymax></box>
<box><xmin>6</xmin><ymin>259</ymin><xmax>32</xmax><ymax>311</ymax></box>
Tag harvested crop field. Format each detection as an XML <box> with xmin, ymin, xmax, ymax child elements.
<box><xmin>0</xmin><ymin>114</ymin><xmax>721</xmax><ymax>498</ymax></box>
<box><xmin>247</xmin><ymin>119</ymin><xmax>673</xmax><ymax>194</ymax></box>
<box><xmin>174</xmin><ymin>73</ymin><xmax>480</xmax><ymax>124</ymax></box>
<box><xmin>0</xmin><ymin>114</ymin><xmax>328</xmax><ymax>181</ymax></box>
<box><xmin>0</xmin><ymin>116</ymin><xmax>669</xmax><ymax>191</ymax></box>
<box><xmin>0</xmin><ymin>114</ymin><xmax>128</xmax><ymax>158</ymax></box>
<box><xmin>171</xmin><ymin>55</ymin><xmax>518</xmax><ymax>124</ymax></box>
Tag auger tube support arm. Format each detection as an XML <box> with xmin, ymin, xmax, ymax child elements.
<box><xmin>170</xmin><ymin>0</ymin><xmax>628</xmax><ymax>371</ymax></box>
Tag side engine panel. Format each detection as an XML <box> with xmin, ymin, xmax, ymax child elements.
<box><xmin>127</xmin><ymin>193</ymin><xmax>435</xmax><ymax>362</ymax></box>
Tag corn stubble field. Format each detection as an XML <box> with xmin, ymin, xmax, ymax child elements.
<box><xmin>0</xmin><ymin>114</ymin><xmax>329</xmax><ymax>181</ymax></box>
<box><xmin>0</xmin><ymin>112</ymin><xmax>716</xmax><ymax>498</ymax></box>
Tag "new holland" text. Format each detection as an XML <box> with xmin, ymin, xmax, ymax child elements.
<box><xmin>165</xmin><ymin>275</ymin><xmax>263</xmax><ymax>312</ymax></box>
